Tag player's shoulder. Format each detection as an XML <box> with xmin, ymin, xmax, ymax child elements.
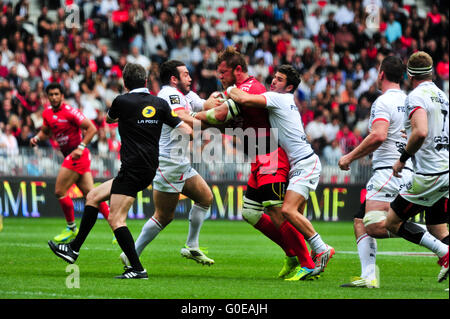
<box><xmin>406</xmin><ymin>84</ymin><xmax>429</xmax><ymax>107</ymax></box>
<box><xmin>42</xmin><ymin>105</ymin><xmax>53</xmax><ymax>115</ymax></box>
<box><xmin>186</xmin><ymin>90</ymin><xmax>200</xmax><ymax>99</ymax></box>
<box><xmin>264</xmin><ymin>91</ymin><xmax>292</xmax><ymax>102</ymax></box>
<box><xmin>239</xmin><ymin>77</ymin><xmax>266</xmax><ymax>93</ymax></box>
<box><xmin>158</xmin><ymin>86</ymin><xmax>184</xmax><ymax>104</ymax></box>
<box><xmin>61</xmin><ymin>103</ymin><xmax>76</xmax><ymax>112</ymax></box>
<box><xmin>373</xmin><ymin>90</ymin><xmax>404</xmax><ymax>109</ymax></box>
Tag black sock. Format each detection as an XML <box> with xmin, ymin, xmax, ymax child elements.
<box><xmin>69</xmin><ymin>205</ymin><xmax>99</xmax><ymax>252</ymax></box>
<box><xmin>114</xmin><ymin>226</ymin><xmax>144</xmax><ymax>271</ymax></box>
<box><xmin>441</xmin><ymin>235</ymin><xmax>449</xmax><ymax>245</ymax></box>
<box><xmin>397</xmin><ymin>221</ymin><xmax>426</xmax><ymax>245</ymax></box>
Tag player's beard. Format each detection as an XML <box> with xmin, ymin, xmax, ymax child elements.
<box><xmin>51</xmin><ymin>101</ymin><xmax>62</xmax><ymax>110</ymax></box>
<box><xmin>178</xmin><ymin>82</ymin><xmax>190</xmax><ymax>95</ymax></box>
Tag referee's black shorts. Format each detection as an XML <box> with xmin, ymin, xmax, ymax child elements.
<box><xmin>111</xmin><ymin>167</ymin><xmax>155</xmax><ymax>198</ymax></box>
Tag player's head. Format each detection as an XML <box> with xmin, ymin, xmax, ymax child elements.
<box><xmin>45</xmin><ymin>82</ymin><xmax>64</xmax><ymax>108</ymax></box>
<box><xmin>377</xmin><ymin>55</ymin><xmax>405</xmax><ymax>89</ymax></box>
<box><xmin>406</xmin><ymin>51</ymin><xmax>433</xmax><ymax>84</ymax></box>
<box><xmin>122</xmin><ymin>63</ymin><xmax>147</xmax><ymax>91</ymax></box>
<box><xmin>160</xmin><ymin>60</ymin><xmax>191</xmax><ymax>94</ymax></box>
<box><xmin>271</xmin><ymin>65</ymin><xmax>301</xmax><ymax>93</ymax></box>
<box><xmin>216</xmin><ymin>46</ymin><xmax>248</xmax><ymax>89</ymax></box>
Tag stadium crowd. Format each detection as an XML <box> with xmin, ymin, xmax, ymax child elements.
<box><xmin>0</xmin><ymin>0</ymin><xmax>448</xmax><ymax>168</ymax></box>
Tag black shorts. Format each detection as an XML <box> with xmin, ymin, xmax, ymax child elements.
<box><xmin>110</xmin><ymin>167</ymin><xmax>156</xmax><ymax>198</ymax></box>
<box><xmin>390</xmin><ymin>195</ymin><xmax>449</xmax><ymax>225</ymax></box>
<box><xmin>353</xmin><ymin>200</ymin><xmax>367</xmax><ymax>219</ymax></box>
<box><xmin>245</xmin><ymin>182</ymin><xmax>287</xmax><ymax>205</ymax></box>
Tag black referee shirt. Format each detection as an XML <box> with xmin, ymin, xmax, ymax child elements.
<box><xmin>107</xmin><ymin>88</ymin><xmax>182</xmax><ymax>171</ymax></box>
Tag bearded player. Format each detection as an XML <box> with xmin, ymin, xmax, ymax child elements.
<box><xmin>188</xmin><ymin>47</ymin><xmax>333</xmax><ymax>279</ymax></box>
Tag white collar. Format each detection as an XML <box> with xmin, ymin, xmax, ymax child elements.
<box><xmin>129</xmin><ymin>87</ymin><xmax>150</xmax><ymax>94</ymax></box>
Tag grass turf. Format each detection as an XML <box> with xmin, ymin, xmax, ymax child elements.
<box><xmin>0</xmin><ymin>217</ymin><xmax>448</xmax><ymax>300</ymax></box>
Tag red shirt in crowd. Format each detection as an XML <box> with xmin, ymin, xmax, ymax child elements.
<box><xmin>42</xmin><ymin>103</ymin><xmax>86</xmax><ymax>156</ymax></box>
<box><xmin>436</xmin><ymin>61</ymin><xmax>449</xmax><ymax>79</ymax></box>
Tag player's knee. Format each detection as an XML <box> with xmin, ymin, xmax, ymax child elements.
<box><xmin>365</xmin><ymin>222</ymin><xmax>387</xmax><ymax>238</ymax></box>
<box><xmin>280</xmin><ymin>202</ymin><xmax>296</xmax><ymax>220</ymax></box>
<box><xmin>364</xmin><ymin>211</ymin><xmax>393</xmax><ymax>238</ymax></box>
<box><xmin>54</xmin><ymin>188</ymin><xmax>66</xmax><ymax>199</ymax></box>
<box><xmin>85</xmin><ymin>189</ymin><xmax>100</xmax><ymax>206</ymax></box>
<box><xmin>242</xmin><ymin>196</ymin><xmax>263</xmax><ymax>226</ymax></box>
<box><xmin>363</xmin><ymin>211</ymin><xmax>387</xmax><ymax>227</ymax></box>
<box><xmin>242</xmin><ymin>208</ymin><xmax>263</xmax><ymax>226</ymax></box>
<box><xmin>153</xmin><ymin>211</ymin><xmax>173</xmax><ymax>227</ymax></box>
<box><xmin>199</xmin><ymin>191</ymin><xmax>213</xmax><ymax>208</ymax></box>
<box><xmin>385</xmin><ymin>212</ymin><xmax>400</xmax><ymax>233</ymax></box>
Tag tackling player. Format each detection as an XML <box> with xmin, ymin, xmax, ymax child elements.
<box><xmin>191</xmin><ymin>48</ymin><xmax>320</xmax><ymax>279</ymax></box>
<box><xmin>224</xmin><ymin>64</ymin><xmax>335</xmax><ymax>280</ymax></box>
<box><xmin>30</xmin><ymin>83</ymin><xmax>110</xmax><ymax>243</ymax></box>
<box><xmin>386</xmin><ymin>51</ymin><xmax>449</xmax><ymax>283</ymax></box>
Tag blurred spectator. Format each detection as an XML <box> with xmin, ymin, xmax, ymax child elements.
<box><xmin>324</xmin><ymin>115</ymin><xmax>341</xmax><ymax>144</ymax></box>
<box><xmin>196</xmin><ymin>47</ymin><xmax>218</xmax><ymax>98</ymax></box>
<box><xmin>0</xmin><ymin>123</ymin><xmax>19</xmax><ymax>156</ymax></box>
<box><xmin>323</xmin><ymin>139</ymin><xmax>343</xmax><ymax>165</ymax></box>
<box><xmin>0</xmin><ymin>98</ymin><xmax>14</xmax><ymax>127</ymax></box>
<box><xmin>16</xmin><ymin>124</ymin><xmax>32</xmax><ymax>147</ymax></box>
<box><xmin>126</xmin><ymin>45</ymin><xmax>151</xmax><ymax>70</ymax></box>
<box><xmin>336</xmin><ymin>124</ymin><xmax>358</xmax><ymax>154</ymax></box>
<box><xmin>385</xmin><ymin>12</ymin><xmax>402</xmax><ymax>44</ymax></box>
<box><xmin>91</xmin><ymin>126</ymin><xmax>109</xmax><ymax>158</ymax></box>
<box><xmin>145</xmin><ymin>23</ymin><xmax>168</xmax><ymax>64</ymax></box>
<box><xmin>305</xmin><ymin>110</ymin><xmax>326</xmax><ymax>152</ymax></box>
<box><xmin>436</xmin><ymin>52</ymin><xmax>449</xmax><ymax>81</ymax></box>
<box><xmin>107</xmin><ymin>127</ymin><xmax>121</xmax><ymax>156</ymax></box>
<box><xmin>335</xmin><ymin>1</ymin><xmax>355</xmax><ymax>26</ymax></box>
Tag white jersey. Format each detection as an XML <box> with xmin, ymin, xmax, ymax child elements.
<box><xmin>262</xmin><ymin>92</ymin><xmax>314</xmax><ymax>166</ymax></box>
<box><xmin>186</xmin><ymin>90</ymin><xmax>205</xmax><ymax>112</ymax></box>
<box><xmin>157</xmin><ymin>85</ymin><xmax>192</xmax><ymax>164</ymax></box>
<box><xmin>368</xmin><ymin>89</ymin><xmax>412</xmax><ymax>170</ymax></box>
<box><xmin>405</xmin><ymin>81</ymin><xmax>449</xmax><ymax>175</ymax></box>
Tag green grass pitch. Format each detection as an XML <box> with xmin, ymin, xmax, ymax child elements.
<box><xmin>0</xmin><ymin>217</ymin><xmax>448</xmax><ymax>300</ymax></box>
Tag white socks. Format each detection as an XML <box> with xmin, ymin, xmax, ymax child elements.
<box><xmin>419</xmin><ymin>232</ymin><xmax>448</xmax><ymax>258</ymax></box>
<box><xmin>307</xmin><ymin>233</ymin><xmax>327</xmax><ymax>254</ymax></box>
<box><xmin>134</xmin><ymin>217</ymin><xmax>163</xmax><ymax>256</ymax></box>
<box><xmin>186</xmin><ymin>204</ymin><xmax>209</xmax><ymax>248</ymax></box>
<box><xmin>357</xmin><ymin>233</ymin><xmax>377</xmax><ymax>280</ymax></box>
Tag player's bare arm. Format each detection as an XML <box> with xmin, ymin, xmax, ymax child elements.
<box><xmin>227</xmin><ymin>87</ymin><xmax>266</xmax><ymax>108</ymax></box>
<box><xmin>68</xmin><ymin>118</ymin><xmax>97</xmax><ymax>160</ymax></box>
<box><xmin>30</xmin><ymin>124</ymin><xmax>51</xmax><ymax>147</ymax></box>
<box><xmin>193</xmin><ymin>102</ymin><xmax>229</xmax><ymax>124</ymax></box>
<box><xmin>174</xmin><ymin>121</ymin><xmax>193</xmax><ymax>137</ymax></box>
<box><xmin>339</xmin><ymin>120</ymin><xmax>389</xmax><ymax>170</ymax></box>
<box><xmin>393</xmin><ymin>107</ymin><xmax>428</xmax><ymax>177</ymax></box>
<box><xmin>176</xmin><ymin>108</ymin><xmax>209</xmax><ymax>130</ymax></box>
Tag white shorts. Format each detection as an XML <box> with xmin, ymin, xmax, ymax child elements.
<box><xmin>153</xmin><ymin>156</ymin><xmax>198</xmax><ymax>193</ymax></box>
<box><xmin>399</xmin><ymin>172</ymin><xmax>449</xmax><ymax>207</ymax></box>
<box><xmin>366</xmin><ymin>167</ymin><xmax>413</xmax><ymax>202</ymax></box>
<box><xmin>287</xmin><ymin>154</ymin><xmax>321</xmax><ymax>200</ymax></box>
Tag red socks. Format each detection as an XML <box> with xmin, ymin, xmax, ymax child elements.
<box><xmin>60</xmin><ymin>195</ymin><xmax>110</xmax><ymax>222</ymax></box>
<box><xmin>279</xmin><ymin>220</ymin><xmax>315</xmax><ymax>269</ymax></box>
<box><xmin>98</xmin><ymin>201</ymin><xmax>110</xmax><ymax>219</ymax></box>
<box><xmin>254</xmin><ymin>213</ymin><xmax>295</xmax><ymax>256</ymax></box>
<box><xmin>59</xmin><ymin>196</ymin><xmax>75</xmax><ymax>224</ymax></box>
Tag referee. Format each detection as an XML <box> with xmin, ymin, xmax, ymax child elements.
<box><xmin>48</xmin><ymin>63</ymin><xmax>192</xmax><ymax>279</ymax></box>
